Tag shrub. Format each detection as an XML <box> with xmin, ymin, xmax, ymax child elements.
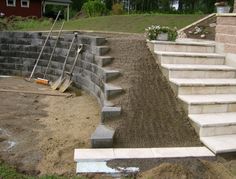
<box><xmin>112</xmin><ymin>3</ymin><xmax>124</xmax><ymax>15</ymax></box>
<box><xmin>82</xmin><ymin>0</ymin><xmax>107</xmax><ymax>17</ymax></box>
<box><xmin>145</xmin><ymin>25</ymin><xmax>178</xmax><ymax>41</ymax></box>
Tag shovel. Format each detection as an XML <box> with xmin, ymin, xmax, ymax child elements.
<box><xmin>59</xmin><ymin>44</ymin><xmax>84</xmax><ymax>93</ymax></box>
<box><xmin>51</xmin><ymin>32</ymin><xmax>78</xmax><ymax>90</ymax></box>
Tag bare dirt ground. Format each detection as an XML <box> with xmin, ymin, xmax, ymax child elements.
<box><xmin>0</xmin><ymin>76</ymin><xmax>100</xmax><ymax>176</ymax></box>
<box><xmin>98</xmin><ymin>33</ymin><xmax>201</xmax><ymax>148</ymax></box>
<box><xmin>108</xmin><ymin>156</ymin><xmax>236</xmax><ymax>179</ymax></box>
<box><xmin>183</xmin><ymin>15</ymin><xmax>216</xmax><ymax>40</ymax></box>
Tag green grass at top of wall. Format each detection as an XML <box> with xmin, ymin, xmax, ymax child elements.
<box><xmin>9</xmin><ymin>14</ymin><xmax>205</xmax><ymax>33</ymax></box>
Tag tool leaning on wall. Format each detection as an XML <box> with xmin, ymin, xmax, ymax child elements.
<box><xmin>58</xmin><ymin>44</ymin><xmax>84</xmax><ymax>93</ymax></box>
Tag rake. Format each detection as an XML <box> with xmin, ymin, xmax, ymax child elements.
<box><xmin>36</xmin><ymin>21</ymin><xmax>65</xmax><ymax>85</ymax></box>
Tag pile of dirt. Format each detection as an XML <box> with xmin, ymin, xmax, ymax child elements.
<box><xmin>137</xmin><ymin>159</ymin><xmax>233</xmax><ymax>179</ymax></box>
<box><xmin>101</xmin><ymin>34</ymin><xmax>201</xmax><ymax>147</ymax></box>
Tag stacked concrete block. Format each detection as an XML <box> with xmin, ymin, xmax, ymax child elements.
<box><xmin>0</xmin><ymin>31</ymin><xmax>123</xmax><ymax>148</ymax></box>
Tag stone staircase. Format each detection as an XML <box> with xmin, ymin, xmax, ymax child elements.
<box><xmin>151</xmin><ymin>40</ymin><xmax>236</xmax><ymax>154</ymax></box>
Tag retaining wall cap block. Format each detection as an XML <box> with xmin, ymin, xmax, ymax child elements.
<box><xmin>103</xmin><ymin>69</ymin><xmax>120</xmax><ymax>82</ymax></box>
<box><xmin>91</xmin><ymin>124</ymin><xmax>115</xmax><ymax>148</ymax></box>
<box><xmin>91</xmin><ymin>124</ymin><xmax>115</xmax><ymax>140</ymax></box>
<box><xmin>101</xmin><ymin>106</ymin><xmax>122</xmax><ymax>121</ymax></box>
<box><xmin>78</xmin><ymin>35</ymin><xmax>106</xmax><ymax>46</ymax></box>
<box><xmin>102</xmin><ymin>106</ymin><xmax>121</xmax><ymax>112</ymax></box>
<box><xmin>94</xmin><ymin>56</ymin><xmax>113</xmax><ymax>67</ymax></box>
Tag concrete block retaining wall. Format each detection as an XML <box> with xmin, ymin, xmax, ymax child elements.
<box><xmin>0</xmin><ymin>32</ymin><xmax>122</xmax><ymax>123</ymax></box>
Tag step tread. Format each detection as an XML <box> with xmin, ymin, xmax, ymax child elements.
<box><xmin>153</xmin><ymin>40</ymin><xmax>216</xmax><ymax>46</ymax></box>
<box><xmin>74</xmin><ymin>147</ymin><xmax>214</xmax><ymax>161</ymax></box>
<box><xmin>105</xmin><ymin>83</ymin><xmax>123</xmax><ymax>90</ymax></box>
<box><xmin>170</xmin><ymin>78</ymin><xmax>236</xmax><ymax>86</ymax></box>
<box><xmin>201</xmin><ymin>134</ymin><xmax>236</xmax><ymax>153</ymax></box>
<box><xmin>103</xmin><ymin>68</ymin><xmax>120</xmax><ymax>73</ymax></box>
<box><xmin>189</xmin><ymin>112</ymin><xmax>236</xmax><ymax>127</ymax></box>
<box><xmin>162</xmin><ymin>64</ymin><xmax>236</xmax><ymax>71</ymax></box>
<box><xmin>179</xmin><ymin>94</ymin><xmax>236</xmax><ymax>104</ymax></box>
<box><xmin>155</xmin><ymin>51</ymin><xmax>225</xmax><ymax>58</ymax></box>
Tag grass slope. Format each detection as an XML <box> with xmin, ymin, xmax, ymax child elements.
<box><xmin>11</xmin><ymin>14</ymin><xmax>205</xmax><ymax>33</ymax></box>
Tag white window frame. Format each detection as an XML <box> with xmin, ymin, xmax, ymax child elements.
<box><xmin>21</xmin><ymin>0</ymin><xmax>30</xmax><ymax>8</ymax></box>
<box><xmin>6</xmin><ymin>0</ymin><xmax>16</xmax><ymax>7</ymax></box>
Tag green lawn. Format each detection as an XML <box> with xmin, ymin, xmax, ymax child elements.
<box><xmin>8</xmin><ymin>14</ymin><xmax>205</xmax><ymax>33</ymax></box>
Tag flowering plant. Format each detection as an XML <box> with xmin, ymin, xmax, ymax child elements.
<box><xmin>145</xmin><ymin>25</ymin><xmax>178</xmax><ymax>41</ymax></box>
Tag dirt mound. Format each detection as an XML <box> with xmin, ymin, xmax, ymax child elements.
<box><xmin>103</xmin><ymin>34</ymin><xmax>201</xmax><ymax>147</ymax></box>
<box><xmin>138</xmin><ymin>159</ymin><xmax>233</xmax><ymax>179</ymax></box>
<box><xmin>139</xmin><ymin>163</ymin><xmax>193</xmax><ymax>179</ymax></box>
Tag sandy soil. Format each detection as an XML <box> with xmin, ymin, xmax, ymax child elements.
<box><xmin>0</xmin><ymin>76</ymin><xmax>100</xmax><ymax>176</ymax></box>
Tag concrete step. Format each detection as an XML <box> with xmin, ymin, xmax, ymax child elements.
<box><xmin>93</xmin><ymin>46</ymin><xmax>110</xmax><ymax>56</ymax></box>
<box><xmin>155</xmin><ymin>51</ymin><xmax>225</xmax><ymax>65</ymax></box>
<box><xmin>91</xmin><ymin>125</ymin><xmax>115</xmax><ymax>148</ymax></box>
<box><xmin>103</xmin><ymin>69</ymin><xmax>120</xmax><ymax>82</ymax></box>
<box><xmin>162</xmin><ymin>64</ymin><xmax>236</xmax><ymax>79</ymax></box>
<box><xmin>74</xmin><ymin>147</ymin><xmax>214</xmax><ymax>162</ymax></box>
<box><xmin>201</xmin><ymin>134</ymin><xmax>236</xmax><ymax>153</ymax></box>
<box><xmin>95</xmin><ymin>56</ymin><xmax>114</xmax><ymax>67</ymax></box>
<box><xmin>153</xmin><ymin>41</ymin><xmax>215</xmax><ymax>53</ymax></box>
<box><xmin>170</xmin><ymin>78</ymin><xmax>236</xmax><ymax>95</ymax></box>
<box><xmin>101</xmin><ymin>106</ymin><xmax>121</xmax><ymax>121</ymax></box>
<box><xmin>189</xmin><ymin>112</ymin><xmax>236</xmax><ymax>137</ymax></box>
<box><xmin>179</xmin><ymin>94</ymin><xmax>236</xmax><ymax>114</ymax></box>
<box><xmin>104</xmin><ymin>84</ymin><xmax>123</xmax><ymax>100</ymax></box>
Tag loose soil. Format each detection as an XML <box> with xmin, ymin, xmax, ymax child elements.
<box><xmin>183</xmin><ymin>15</ymin><xmax>216</xmax><ymax>40</ymax></box>
<box><xmin>0</xmin><ymin>76</ymin><xmax>100</xmax><ymax>176</ymax></box>
<box><xmin>99</xmin><ymin>33</ymin><xmax>201</xmax><ymax>147</ymax></box>
<box><xmin>108</xmin><ymin>157</ymin><xmax>236</xmax><ymax>179</ymax></box>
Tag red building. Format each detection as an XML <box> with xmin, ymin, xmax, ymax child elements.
<box><xmin>0</xmin><ymin>0</ymin><xmax>42</xmax><ymax>18</ymax></box>
<box><xmin>0</xmin><ymin>0</ymin><xmax>71</xmax><ymax>19</ymax></box>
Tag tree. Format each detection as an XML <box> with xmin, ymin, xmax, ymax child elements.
<box><xmin>234</xmin><ymin>0</ymin><xmax>236</xmax><ymax>12</ymax></box>
<box><xmin>71</xmin><ymin>0</ymin><xmax>88</xmax><ymax>11</ymax></box>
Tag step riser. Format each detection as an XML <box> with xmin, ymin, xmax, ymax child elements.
<box><xmin>182</xmin><ymin>103</ymin><xmax>236</xmax><ymax>114</ymax></box>
<box><xmin>158</xmin><ymin>55</ymin><xmax>225</xmax><ymax>65</ymax></box>
<box><xmin>163</xmin><ymin>68</ymin><xmax>236</xmax><ymax>79</ymax></box>
<box><xmin>104</xmin><ymin>71</ymin><xmax>120</xmax><ymax>82</ymax></box>
<box><xmin>199</xmin><ymin>126</ymin><xmax>236</xmax><ymax>137</ymax></box>
<box><xmin>154</xmin><ymin>44</ymin><xmax>215</xmax><ymax>53</ymax></box>
<box><xmin>192</xmin><ymin>122</ymin><xmax>236</xmax><ymax>137</ymax></box>
<box><xmin>171</xmin><ymin>84</ymin><xmax>236</xmax><ymax>95</ymax></box>
<box><xmin>95</xmin><ymin>56</ymin><xmax>113</xmax><ymax>67</ymax></box>
<box><xmin>101</xmin><ymin>107</ymin><xmax>121</xmax><ymax>121</ymax></box>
